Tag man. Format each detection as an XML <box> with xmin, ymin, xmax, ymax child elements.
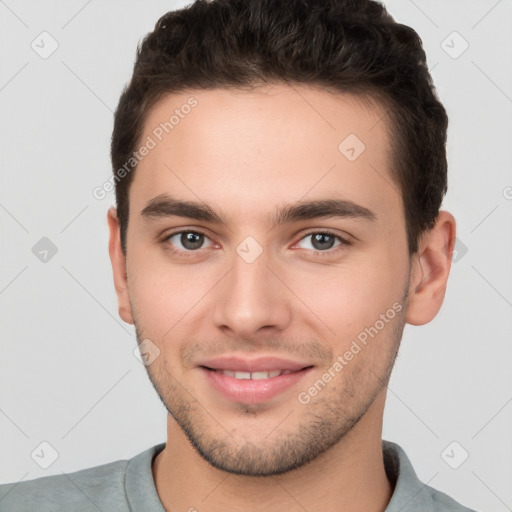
<box><xmin>0</xmin><ymin>0</ymin><xmax>478</xmax><ymax>510</ymax></box>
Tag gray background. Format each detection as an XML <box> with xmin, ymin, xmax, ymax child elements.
<box><xmin>1</xmin><ymin>1</ymin><xmax>511</xmax><ymax>510</ymax></box>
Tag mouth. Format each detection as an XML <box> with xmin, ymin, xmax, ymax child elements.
<box><xmin>198</xmin><ymin>356</ymin><xmax>314</xmax><ymax>404</ymax></box>
<box><xmin>207</xmin><ymin>369</ymin><xmax>297</xmax><ymax>380</ymax></box>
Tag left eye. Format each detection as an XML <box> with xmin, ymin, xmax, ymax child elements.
<box><xmin>296</xmin><ymin>232</ymin><xmax>345</xmax><ymax>252</ymax></box>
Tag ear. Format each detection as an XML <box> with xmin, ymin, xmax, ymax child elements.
<box><xmin>107</xmin><ymin>207</ymin><xmax>134</xmax><ymax>325</ymax></box>
<box><xmin>405</xmin><ymin>210</ymin><xmax>456</xmax><ymax>326</ymax></box>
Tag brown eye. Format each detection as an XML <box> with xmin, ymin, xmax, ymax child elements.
<box><xmin>310</xmin><ymin>233</ymin><xmax>337</xmax><ymax>251</ymax></box>
<box><xmin>296</xmin><ymin>231</ymin><xmax>350</xmax><ymax>255</ymax></box>
<box><xmin>164</xmin><ymin>231</ymin><xmax>214</xmax><ymax>253</ymax></box>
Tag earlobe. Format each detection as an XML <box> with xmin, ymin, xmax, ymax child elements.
<box><xmin>107</xmin><ymin>207</ymin><xmax>134</xmax><ymax>325</ymax></box>
<box><xmin>405</xmin><ymin>211</ymin><xmax>456</xmax><ymax>326</ymax></box>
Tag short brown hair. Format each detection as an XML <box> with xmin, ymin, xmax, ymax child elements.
<box><xmin>111</xmin><ymin>0</ymin><xmax>448</xmax><ymax>255</ymax></box>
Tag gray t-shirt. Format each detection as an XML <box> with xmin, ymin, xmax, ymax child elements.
<box><xmin>0</xmin><ymin>440</ymin><xmax>477</xmax><ymax>511</ymax></box>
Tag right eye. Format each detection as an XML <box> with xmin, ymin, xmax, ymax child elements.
<box><xmin>163</xmin><ymin>230</ymin><xmax>216</xmax><ymax>255</ymax></box>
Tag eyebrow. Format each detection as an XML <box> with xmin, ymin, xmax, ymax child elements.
<box><xmin>140</xmin><ymin>193</ymin><xmax>377</xmax><ymax>227</ymax></box>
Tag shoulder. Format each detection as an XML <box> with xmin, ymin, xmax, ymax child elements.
<box><xmin>0</xmin><ymin>456</ymin><xmax>131</xmax><ymax>512</ymax></box>
<box><xmin>383</xmin><ymin>440</ymin><xmax>479</xmax><ymax>512</ymax></box>
<box><xmin>428</xmin><ymin>488</ymin><xmax>479</xmax><ymax>512</ymax></box>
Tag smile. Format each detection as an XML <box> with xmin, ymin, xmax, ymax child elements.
<box><xmin>215</xmin><ymin>369</ymin><xmax>294</xmax><ymax>380</ymax></box>
<box><xmin>196</xmin><ymin>355</ymin><xmax>315</xmax><ymax>404</ymax></box>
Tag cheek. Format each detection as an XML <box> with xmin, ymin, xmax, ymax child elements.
<box><xmin>127</xmin><ymin>249</ymin><xmax>217</xmax><ymax>338</ymax></box>
<box><xmin>286</xmin><ymin>254</ymin><xmax>405</xmax><ymax>348</ymax></box>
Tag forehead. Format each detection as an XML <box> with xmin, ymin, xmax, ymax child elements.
<box><xmin>129</xmin><ymin>84</ymin><xmax>399</xmax><ymax>225</ymax></box>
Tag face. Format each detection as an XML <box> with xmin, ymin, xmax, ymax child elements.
<box><xmin>112</xmin><ymin>84</ymin><xmax>414</xmax><ymax>475</ymax></box>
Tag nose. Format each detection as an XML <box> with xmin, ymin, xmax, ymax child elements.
<box><xmin>212</xmin><ymin>247</ymin><xmax>292</xmax><ymax>340</ymax></box>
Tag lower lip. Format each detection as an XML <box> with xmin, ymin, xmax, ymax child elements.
<box><xmin>200</xmin><ymin>367</ymin><xmax>312</xmax><ymax>404</ymax></box>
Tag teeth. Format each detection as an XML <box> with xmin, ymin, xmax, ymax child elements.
<box><xmin>220</xmin><ymin>370</ymin><xmax>287</xmax><ymax>379</ymax></box>
<box><xmin>252</xmin><ymin>370</ymin><xmax>281</xmax><ymax>380</ymax></box>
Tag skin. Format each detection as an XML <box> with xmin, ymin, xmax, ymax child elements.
<box><xmin>107</xmin><ymin>84</ymin><xmax>456</xmax><ymax>512</ymax></box>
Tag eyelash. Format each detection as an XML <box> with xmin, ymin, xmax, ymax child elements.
<box><xmin>160</xmin><ymin>229</ymin><xmax>352</xmax><ymax>258</ymax></box>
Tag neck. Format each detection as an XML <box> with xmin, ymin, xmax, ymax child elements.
<box><xmin>152</xmin><ymin>393</ymin><xmax>392</xmax><ymax>512</ymax></box>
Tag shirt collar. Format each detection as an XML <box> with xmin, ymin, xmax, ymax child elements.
<box><xmin>125</xmin><ymin>440</ymin><xmax>444</xmax><ymax>511</ymax></box>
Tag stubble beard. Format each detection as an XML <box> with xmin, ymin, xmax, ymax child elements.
<box><xmin>133</xmin><ymin>306</ymin><xmax>407</xmax><ymax>477</ymax></box>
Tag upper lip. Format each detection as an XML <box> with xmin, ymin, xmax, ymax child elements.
<box><xmin>198</xmin><ymin>356</ymin><xmax>313</xmax><ymax>373</ymax></box>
